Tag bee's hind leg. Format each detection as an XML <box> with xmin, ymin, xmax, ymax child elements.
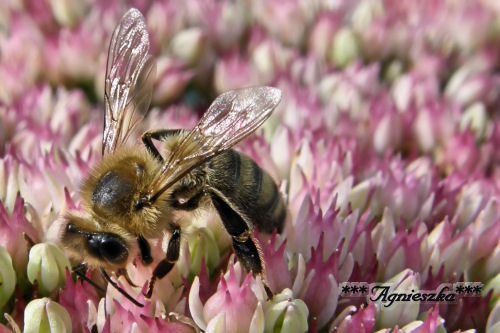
<box><xmin>141</xmin><ymin>129</ymin><xmax>183</xmax><ymax>162</ymax></box>
<box><xmin>145</xmin><ymin>227</ymin><xmax>181</xmax><ymax>298</ymax></box>
<box><xmin>209</xmin><ymin>190</ymin><xmax>274</xmax><ymax>299</ymax></box>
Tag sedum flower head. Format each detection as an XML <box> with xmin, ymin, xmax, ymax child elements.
<box><xmin>57</xmin><ymin>270</ymin><xmax>99</xmax><ymax>332</ymax></box>
<box><xmin>0</xmin><ymin>194</ymin><xmax>39</xmax><ymax>275</ymax></box>
<box><xmin>4</xmin><ymin>1</ymin><xmax>500</xmax><ymax>332</ymax></box>
<box><xmin>27</xmin><ymin>242</ymin><xmax>70</xmax><ymax>295</ymax></box>
<box><xmin>190</xmin><ymin>264</ymin><xmax>259</xmax><ymax>333</ymax></box>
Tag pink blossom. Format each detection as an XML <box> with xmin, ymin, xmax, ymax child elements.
<box><xmin>335</xmin><ymin>302</ymin><xmax>376</xmax><ymax>332</ymax></box>
<box><xmin>0</xmin><ymin>15</ymin><xmax>44</xmax><ymax>104</ymax></box>
<box><xmin>58</xmin><ymin>270</ymin><xmax>99</xmax><ymax>332</ymax></box>
<box><xmin>0</xmin><ymin>195</ymin><xmax>39</xmax><ymax>274</ymax></box>
<box><xmin>190</xmin><ymin>264</ymin><xmax>261</xmax><ymax>332</ymax></box>
<box><xmin>214</xmin><ymin>53</ymin><xmax>259</xmax><ymax>93</ymax></box>
<box><xmin>152</xmin><ymin>56</ymin><xmax>195</xmax><ymax>104</ymax></box>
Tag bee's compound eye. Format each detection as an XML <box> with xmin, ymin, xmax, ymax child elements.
<box><xmin>99</xmin><ymin>235</ymin><xmax>129</xmax><ymax>264</ymax></box>
<box><xmin>86</xmin><ymin>233</ymin><xmax>128</xmax><ymax>264</ymax></box>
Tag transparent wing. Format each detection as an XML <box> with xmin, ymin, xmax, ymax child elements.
<box><xmin>102</xmin><ymin>8</ymin><xmax>156</xmax><ymax>156</ymax></box>
<box><xmin>147</xmin><ymin>86</ymin><xmax>282</xmax><ymax>201</ymax></box>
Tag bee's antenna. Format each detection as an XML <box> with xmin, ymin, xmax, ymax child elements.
<box><xmin>72</xmin><ymin>264</ymin><xmax>105</xmax><ymax>293</ymax></box>
<box><xmin>100</xmin><ymin>269</ymin><xmax>144</xmax><ymax>308</ymax></box>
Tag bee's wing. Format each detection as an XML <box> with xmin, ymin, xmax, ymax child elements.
<box><xmin>102</xmin><ymin>8</ymin><xmax>156</xmax><ymax>156</ymax></box>
<box><xmin>148</xmin><ymin>87</ymin><xmax>282</xmax><ymax>200</ymax></box>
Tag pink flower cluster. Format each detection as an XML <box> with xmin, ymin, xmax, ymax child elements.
<box><xmin>2</xmin><ymin>0</ymin><xmax>500</xmax><ymax>332</ymax></box>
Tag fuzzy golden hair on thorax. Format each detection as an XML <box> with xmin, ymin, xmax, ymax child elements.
<box><xmin>79</xmin><ymin>147</ymin><xmax>166</xmax><ymax>238</ymax></box>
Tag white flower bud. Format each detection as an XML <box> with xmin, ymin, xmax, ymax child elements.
<box><xmin>460</xmin><ymin>102</ymin><xmax>488</xmax><ymax>141</ymax></box>
<box><xmin>27</xmin><ymin>242</ymin><xmax>70</xmax><ymax>295</ymax></box>
<box><xmin>351</xmin><ymin>0</ymin><xmax>384</xmax><ymax>31</ymax></box>
<box><xmin>24</xmin><ymin>298</ymin><xmax>72</xmax><ymax>333</ymax></box>
<box><xmin>375</xmin><ymin>270</ymin><xmax>420</xmax><ymax>328</ymax></box>
<box><xmin>170</xmin><ymin>28</ymin><xmax>206</xmax><ymax>65</ymax></box>
<box><xmin>47</xmin><ymin>0</ymin><xmax>87</xmax><ymax>27</ymax></box>
<box><xmin>349</xmin><ymin>179</ymin><xmax>371</xmax><ymax>211</ymax></box>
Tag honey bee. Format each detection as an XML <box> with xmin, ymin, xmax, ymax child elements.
<box><xmin>61</xmin><ymin>8</ymin><xmax>285</xmax><ymax>306</ymax></box>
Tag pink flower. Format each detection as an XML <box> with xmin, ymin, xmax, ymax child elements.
<box><xmin>308</xmin><ymin>12</ymin><xmax>342</xmax><ymax>61</ymax></box>
<box><xmin>252</xmin><ymin>0</ymin><xmax>312</xmax><ymax>46</ymax></box>
<box><xmin>43</xmin><ymin>12</ymin><xmax>105</xmax><ymax>84</ymax></box>
<box><xmin>0</xmin><ymin>15</ymin><xmax>44</xmax><ymax>105</ymax></box>
<box><xmin>0</xmin><ymin>195</ymin><xmax>39</xmax><ymax>274</ymax></box>
<box><xmin>335</xmin><ymin>302</ymin><xmax>376</xmax><ymax>333</ymax></box>
<box><xmin>214</xmin><ymin>53</ymin><xmax>259</xmax><ymax>94</ymax></box>
<box><xmin>146</xmin><ymin>1</ymin><xmax>185</xmax><ymax>54</ymax></box>
<box><xmin>152</xmin><ymin>57</ymin><xmax>195</xmax><ymax>105</ymax></box>
<box><xmin>189</xmin><ymin>264</ymin><xmax>260</xmax><ymax>332</ymax></box>
<box><xmin>58</xmin><ymin>270</ymin><xmax>99</xmax><ymax>332</ymax></box>
<box><xmin>249</xmin><ymin>31</ymin><xmax>295</xmax><ymax>84</ymax></box>
<box><xmin>258</xmin><ymin>233</ymin><xmax>290</xmax><ymax>293</ymax></box>
<box><xmin>184</xmin><ymin>0</ymin><xmax>248</xmax><ymax>50</ymax></box>
<box><xmin>372</xmin><ymin>214</ymin><xmax>429</xmax><ymax>280</ymax></box>
<box><xmin>102</xmin><ymin>298</ymin><xmax>196</xmax><ymax>333</ymax></box>
<box><xmin>300</xmin><ymin>235</ymin><xmax>343</xmax><ymax>327</ymax></box>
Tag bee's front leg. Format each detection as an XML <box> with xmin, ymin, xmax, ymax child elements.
<box><xmin>145</xmin><ymin>227</ymin><xmax>181</xmax><ymax>298</ymax></box>
<box><xmin>138</xmin><ymin>235</ymin><xmax>153</xmax><ymax>265</ymax></box>
<box><xmin>141</xmin><ymin>129</ymin><xmax>183</xmax><ymax>162</ymax></box>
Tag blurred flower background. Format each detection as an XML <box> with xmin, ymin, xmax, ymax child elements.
<box><xmin>2</xmin><ymin>0</ymin><xmax>500</xmax><ymax>332</ymax></box>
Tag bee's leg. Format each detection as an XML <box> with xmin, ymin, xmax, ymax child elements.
<box><xmin>137</xmin><ymin>236</ymin><xmax>153</xmax><ymax>265</ymax></box>
<box><xmin>141</xmin><ymin>129</ymin><xmax>183</xmax><ymax>162</ymax></box>
<box><xmin>145</xmin><ymin>227</ymin><xmax>181</xmax><ymax>298</ymax></box>
<box><xmin>209</xmin><ymin>191</ymin><xmax>273</xmax><ymax>299</ymax></box>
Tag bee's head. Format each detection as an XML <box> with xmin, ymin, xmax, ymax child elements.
<box><xmin>60</xmin><ymin>214</ymin><xmax>133</xmax><ymax>269</ymax></box>
<box><xmin>60</xmin><ymin>213</ymin><xmax>149</xmax><ymax>308</ymax></box>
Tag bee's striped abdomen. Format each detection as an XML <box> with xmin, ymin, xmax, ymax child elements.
<box><xmin>208</xmin><ymin>149</ymin><xmax>285</xmax><ymax>233</ymax></box>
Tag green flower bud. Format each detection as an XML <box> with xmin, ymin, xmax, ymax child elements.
<box><xmin>329</xmin><ymin>28</ymin><xmax>360</xmax><ymax>68</ymax></box>
<box><xmin>264</xmin><ymin>288</ymin><xmax>309</xmax><ymax>333</ymax></box>
<box><xmin>484</xmin><ymin>272</ymin><xmax>500</xmax><ymax>307</ymax></box>
<box><xmin>188</xmin><ymin>227</ymin><xmax>221</xmax><ymax>278</ymax></box>
<box><xmin>0</xmin><ymin>246</ymin><xmax>16</xmax><ymax>309</ymax></box>
<box><xmin>27</xmin><ymin>242</ymin><xmax>70</xmax><ymax>295</ymax></box>
<box><xmin>24</xmin><ymin>298</ymin><xmax>72</xmax><ymax>333</ymax></box>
